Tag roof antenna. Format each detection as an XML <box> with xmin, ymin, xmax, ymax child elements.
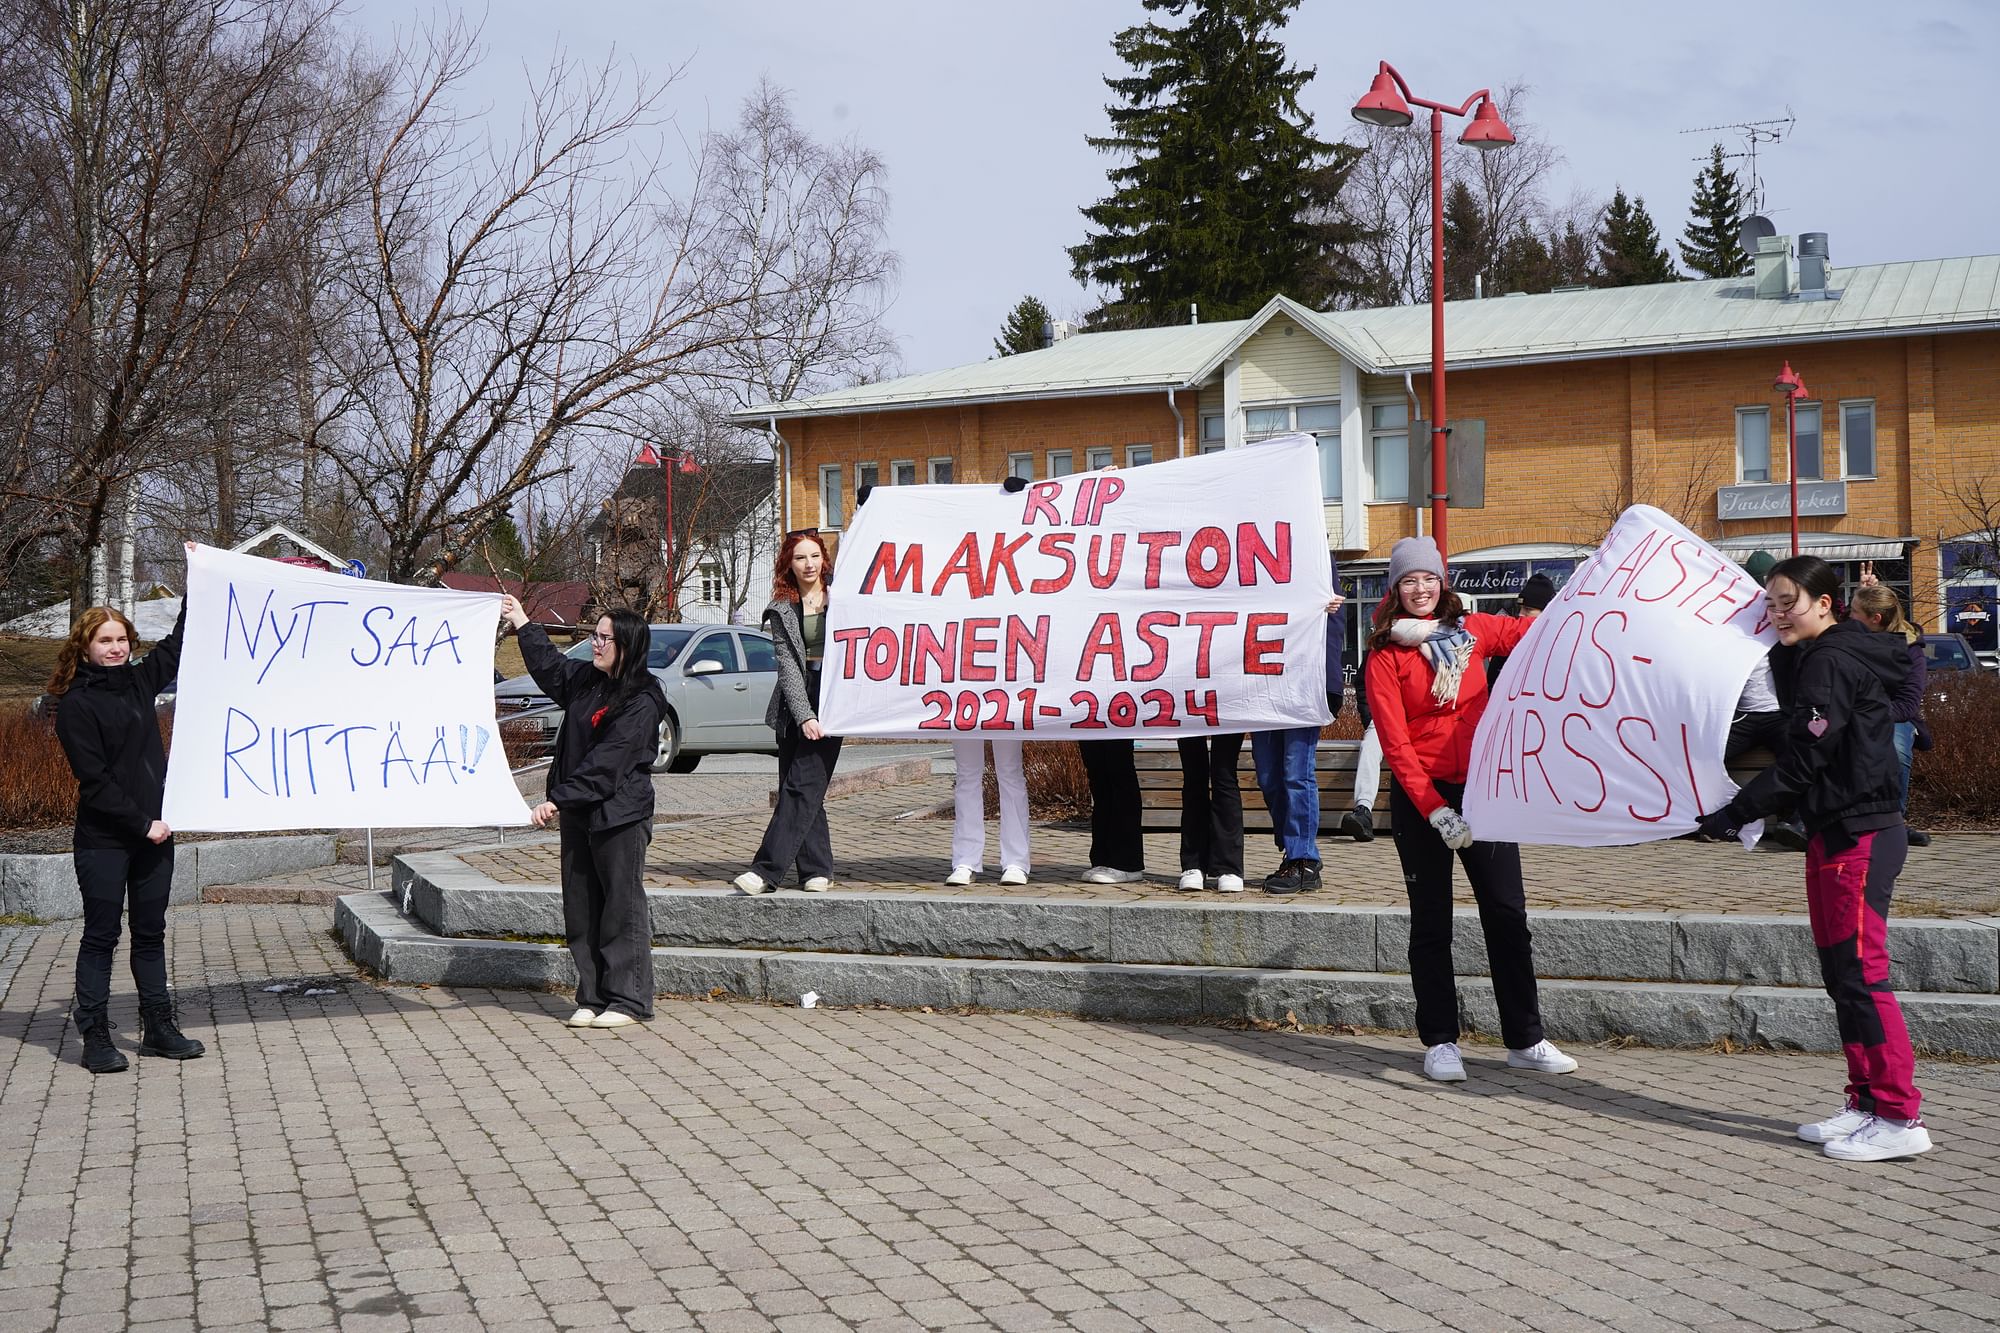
<box><xmin>1189</xmin><ymin>302</ymin><xmax>1198</xmax><ymax>325</ymax></box>
<box><xmin>1679</xmin><ymin>109</ymin><xmax>1795</xmax><ymax>215</ymax></box>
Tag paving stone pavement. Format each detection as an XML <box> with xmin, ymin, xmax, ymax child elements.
<box><xmin>443</xmin><ymin>777</ymin><xmax>2000</xmax><ymax>919</ymax></box>
<box><xmin>3</xmin><ymin>902</ymin><xmax>1999</xmax><ymax>1332</ymax></box>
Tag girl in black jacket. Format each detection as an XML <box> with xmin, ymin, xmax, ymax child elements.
<box><xmin>1698</xmin><ymin>556</ymin><xmax>1930</xmax><ymax>1163</ymax></box>
<box><xmin>501</xmin><ymin>597</ymin><xmax>667</xmax><ymax>1029</ymax></box>
<box><xmin>49</xmin><ymin>601</ymin><xmax>203</xmax><ymax>1073</ymax></box>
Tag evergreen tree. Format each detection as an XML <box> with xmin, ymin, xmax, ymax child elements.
<box><xmin>467</xmin><ymin>513</ymin><xmax>529</xmax><ymax>576</ymax></box>
<box><xmin>1548</xmin><ymin>218</ymin><xmax>1600</xmax><ymax>288</ymax></box>
<box><xmin>1491</xmin><ymin>225</ymin><xmax>1554</xmax><ymax>294</ymax></box>
<box><xmin>1594</xmin><ymin>188</ymin><xmax>1677</xmax><ymax>287</ymax></box>
<box><xmin>1440</xmin><ymin>179</ymin><xmax>1486</xmax><ymax>299</ymax></box>
<box><xmin>1679</xmin><ymin>143</ymin><xmax>1750</xmax><ymax>279</ymax></box>
<box><xmin>1068</xmin><ymin>0</ymin><xmax>1365</xmax><ymax>328</ymax></box>
<box><xmin>993</xmin><ymin>295</ymin><xmax>1054</xmax><ymax>356</ymax></box>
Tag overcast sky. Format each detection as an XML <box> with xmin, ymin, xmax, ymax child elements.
<box><xmin>346</xmin><ymin>0</ymin><xmax>1998</xmax><ymax>379</ymax></box>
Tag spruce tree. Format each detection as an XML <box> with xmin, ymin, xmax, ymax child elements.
<box><xmin>1068</xmin><ymin>0</ymin><xmax>1364</xmax><ymax>328</ymax></box>
<box><xmin>1491</xmin><ymin>226</ymin><xmax>1554</xmax><ymax>294</ymax></box>
<box><xmin>993</xmin><ymin>296</ymin><xmax>1054</xmax><ymax>356</ymax></box>
<box><xmin>1594</xmin><ymin>188</ymin><xmax>1677</xmax><ymax>287</ymax></box>
<box><xmin>1679</xmin><ymin>143</ymin><xmax>1750</xmax><ymax>279</ymax></box>
<box><xmin>1548</xmin><ymin>218</ymin><xmax>1599</xmax><ymax>288</ymax></box>
<box><xmin>1440</xmin><ymin>179</ymin><xmax>1486</xmax><ymax>300</ymax></box>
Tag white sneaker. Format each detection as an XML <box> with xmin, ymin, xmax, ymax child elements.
<box><xmin>590</xmin><ymin>1011</ymin><xmax>639</xmax><ymax>1029</ymax></box>
<box><xmin>944</xmin><ymin>865</ymin><xmax>975</xmax><ymax>887</ymax></box>
<box><xmin>1506</xmin><ymin>1039</ymin><xmax>1578</xmax><ymax>1074</ymax></box>
<box><xmin>733</xmin><ymin>871</ymin><xmax>772</xmax><ymax>895</ymax></box>
<box><xmin>1823</xmin><ymin>1115</ymin><xmax>1934</xmax><ymax>1162</ymax></box>
<box><xmin>998</xmin><ymin>866</ymin><xmax>1028</xmax><ymax>886</ymax></box>
<box><xmin>801</xmin><ymin>876</ymin><xmax>831</xmax><ymax>893</ymax></box>
<box><xmin>1176</xmin><ymin>869</ymin><xmax>1204</xmax><ymax>892</ymax></box>
<box><xmin>1797</xmin><ymin>1102</ymin><xmax>1871</xmax><ymax>1144</ymax></box>
<box><xmin>1082</xmin><ymin>866</ymin><xmax>1143</xmax><ymax>884</ymax></box>
<box><xmin>1215</xmin><ymin>874</ymin><xmax>1245</xmax><ymax>893</ymax></box>
<box><xmin>565</xmin><ymin>1008</ymin><xmax>596</xmax><ymax>1028</ymax></box>
<box><xmin>1423</xmin><ymin>1043</ymin><xmax>1467</xmax><ymax>1082</ymax></box>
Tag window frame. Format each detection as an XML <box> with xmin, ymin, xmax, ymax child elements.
<box><xmin>1085</xmin><ymin>446</ymin><xmax>1114</xmax><ymax>471</ymax></box>
<box><xmin>698</xmin><ymin>563</ymin><xmax>724</xmax><ymax>605</ymax></box>
<box><xmin>1839</xmin><ymin>399</ymin><xmax>1877</xmax><ymax>479</ymax></box>
<box><xmin>891</xmin><ymin>459</ymin><xmax>916</xmax><ymax>486</ymax></box>
<box><xmin>856</xmin><ymin>462</ymin><xmax>879</xmax><ymax>496</ymax></box>
<box><xmin>1243</xmin><ymin>399</ymin><xmax>1343</xmax><ymax>501</ymax></box>
<box><xmin>1006</xmin><ymin>452</ymin><xmax>1033</xmax><ymax>481</ymax></box>
<box><xmin>1735</xmin><ymin>406</ymin><xmax>1772</xmax><ymax>484</ymax></box>
<box><xmin>817</xmin><ymin>463</ymin><xmax>845</xmax><ymax>530</ymax></box>
<box><xmin>1199</xmin><ymin>413</ymin><xmax>1224</xmax><ymax>446</ymax></box>
<box><xmin>1125</xmin><ymin>444</ymin><xmax>1153</xmax><ymax>468</ymax></box>
<box><xmin>1792</xmin><ymin>400</ymin><xmax>1825</xmax><ymax>481</ymax></box>
<box><xmin>927</xmin><ymin>456</ymin><xmax>954</xmax><ymax>484</ymax></box>
<box><xmin>1047</xmin><ymin>449</ymin><xmax>1073</xmax><ymax>477</ymax></box>
<box><xmin>1367</xmin><ymin>400</ymin><xmax>1409</xmax><ymax>505</ymax></box>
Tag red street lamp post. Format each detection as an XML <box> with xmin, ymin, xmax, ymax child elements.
<box><xmin>635</xmin><ymin>444</ymin><xmax>702</xmax><ymax>619</ymax></box>
<box><xmin>1773</xmin><ymin>362</ymin><xmax>1809</xmax><ymax>557</ymax></box>
<box><xmin>1351</xmin><ymin>62</ymin><xmax>1515</xmax><ymax>560</ymax></box>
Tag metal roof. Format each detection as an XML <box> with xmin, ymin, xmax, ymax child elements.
<box><xmin>733</xmin><ymin>254</ymin><xmax>2000</xmax><ymax>420</ymax></box>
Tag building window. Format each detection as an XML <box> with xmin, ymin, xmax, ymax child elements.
<box><xmin>699</xmin><ymin>564</ymin><xmax>724</xmax><ymax>605</ymax></box>
<box><xmin>818</xmin><ymin>464</ymin><xmax>844</xmax><ymax>530</ymax></box>
<box><xmin>1736</xmin><ymin>407</ymin><xmax>1771</xmax><ymax>483</ymax></box>
<box><xmin>856</xmin><ymin>462</ymin><xmax>879</xmax><ymax>496</ymax></box>
<box><xmin>1199</xmin><ymin>414</ymin><xmax>1224</xmax><ymax>452</ymax></box>
<box><xmin>1086</xmin><ymin>446</ymin><xmax>1113</xmax><ymax>470</ymax></box>
<box><xmin>1126</xmin><ymin>445</ymin><xmax>1152</xmax><ymax>468</ymax></box>
<box><xmin>1007</xmin><ymin>452</ymin><xmax>1033</xmax><ymax>481</ymax></box>
<box><xmin>892</xmin><ymin>459</ymin><xmax>916</xmax><ymax>486</ymax></box>
<box><xmin>1369</xmin><ymin>402</ymin><xmax>1408</xmax><ymax>503</ymax></box>
<box><xmin>1793</xmin><ymin>403</ymin><xmax>1824</xmax><ymax>480</ymax></box>
<box><xmin>1841</xmin><ymin>400</ymin><xmax>1876</xmax><ymax>478</ymax></box>
<box><xmin>1048</xmin><ymin>450</ymin><xmax>1073</xmax><ymax>477</ymax></box>
<box><xmin>1244</xmin><ymin>407</ymin><xmax>1291</xmax><ymax>439</ymax></box>
<box><xmin>928</xmin><ymin>457</ymin><xmax>953</xmax><ymax>484</ymax></box>
<box><xmin>1296</xmin><ymin>403</ymin><xmax>1341</xmax><ymax>503</ymax></box>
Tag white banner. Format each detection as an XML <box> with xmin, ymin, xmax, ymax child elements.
<box><xmin>163</xmin><ymin>544</ymin><xmax>533</xmax><ymax>831</ymax></box>
<box><xmin>821</xmin><ymin>435</ymin><xmax>1333</xmax><ymax>739</ymax></box>
<box><xmin>1464</xmin><ymin>505</ymin><xmax>1775</xmax><ymax>847</ymax></box>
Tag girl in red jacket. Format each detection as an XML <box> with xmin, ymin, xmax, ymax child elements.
<box><xmin>1364</xmin><ymin>537</ymin><xmax>1578</xmax><ymax>1083</ymax></box>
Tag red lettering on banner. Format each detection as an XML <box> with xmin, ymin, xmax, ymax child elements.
<box><xmin>985</xmin><ymin>533</ymin><xmax>1034</xmax><ymax>595</ymax></box>
<box><xmin>1089</xmin><ymin>475</ymin><xmax>1125</xmax><ymax>524</ymax></box>
<box><xmin>1607</xmin><ymin>531</ymin><xmax>1662</xmax><ymax>597</ymax></box>
<box><xmin>1561</xmin><ymin>713</ymin><xmax>1608</xmax><ymax>812</ymax></box>
<box><xmin>1022</xmin><ymin>483</ymin><xmax>1063</xmax><ymax>527</ymax></box>
<box><xmin>1674</xmin><ymin>561</ymin><xmax>1728</xmax><ymax>610</ymax></box>
<box><xmin>1581</xmin><ymin>611</ymin><xmax>1624</xmax><ymax>708</ymax></box>
<box><xmin>1085</xmin><ymin>534</ymin><xmax>1125</xmax><ymax>589</ymax></box>
<box><xmin>1616</xmin><ymin>716</ymin><xmax>1672</xmax><ymax>821</ymax></box>
<box><xmin>862</xmin><ymin>543</ymin><xmax>923</xmax><ymax>593</ymax></box>
<box><xmin>1069</xmin><ymin>477</ymin><xmax>1096</xmax><ymax>526</ymax></box>
<box><xmin>1137</xmin><ymin>531</ymin><xmax>1184</xmax><ymax>587</ymax></box>
<box><xmin>863</xmin><ymin>628</ymin><xmax>899</xmax><ymax>681</ymax></box>
<box><xmin>910</xmin><ymin>623</ymin><xmax>954</xmax><ymax>684</ymax></box>
<box><xmin>1631</xmin><ymin>538</ymin><xmax>1693</xmax><ymax>602</ymax></box>
<box><xmin>1535</xmin><ymin>611</ymin><xmax>1585</xmax><ymax>701</ymax></box>
<box><xmin>832</xmin><ymin>627</ymin><xmax>869</xmax><ymax>678</ymax></box>
<box><xmin>1243</xmin><ymin>613</ymin><xmax>1286</xmax><ymax>675</ymax></box>
<box><xmin>1679</xmin><ymin>722</ymin><xmax>1706</xmax><ymax>814</ymax></box>
<box><xmin>1131</xmin><ymin>612</ymin><xmax>1177</xmax><ymax>681</ymax></box>
<box><xmin>1076</xmin><ymin>614</ymin><xmax>1127</xmax><ymax>681</ymax></box>
<box><xmin>1029</xmin><ymin>533</ymin><xmax>1076</xmax><ymax>593</ymax></box>
<box><xmin>929</xmin><ymin>534</ymin><xmax>989</xmax><ymax>599</ymax></box>
<box><xmin>1004</xmin><ymin>615</ymin><xmax>1049</xmax><ymax>682</ymax></box>
<box><xmin>1186</xmin><ymin>527</ymin><xmax>1230</xmax><ymax>588</ymax></box>
<box><xmin>1693</xmin><ymin>583</ymin><xmax>1748</xmax><ymax>625</ymax></box>
<box><xmin>959</xmin><ymin>618</ymin><xmax>999</xmax><ymax>682</ymax></box>
<box><xmin>1492</xmin><ymin>703</ymin><xmax>1518</xmax><ymax>796</ymax></box>
<box><xmin>1184</xmin><ymin>611</ymin><xmax>1238</xmax><ymax>676</ymax></box>
<box><xmin>1237</xmin><ymin>522</ymin><xmax>1292</xmax><ymax>586</ymax></box>
<box><xmin>1520</xmin><ymin>708</ymin><xmax>1562</xmax><ymax>805</ymax></box>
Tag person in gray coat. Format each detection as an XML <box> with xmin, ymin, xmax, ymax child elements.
<box><xmin>735</xmin><ymin>530</ymin><xmax>843</xmax><ymax>893</ymax></box>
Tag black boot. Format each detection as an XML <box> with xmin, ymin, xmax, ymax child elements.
<box><xmin>139</xmin><ymin>1002</ymin><xmax>205</xmax><ymax>1060</ymax></box>
<box><xmin>77</xmin><ymin>1013</ymin><xmax>128</xmax><ymax>1074</ymax></box>
<box><xmin>1340</xmin><ymin>805</ymin><xmax>1376</xmax><ymax>843</ymax></box>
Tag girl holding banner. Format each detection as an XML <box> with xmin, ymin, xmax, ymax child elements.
<box><xmin>501</xmin><ymin>596</ymin><xmax>666</xmax><ymax>1029</ymax></box>
<box><xmin>1365</xmin><ymin>537</ymin><xmax>1578</xmax><ymax>1084</ymax></box>
<box><xmin>736</xmin><ymin>531</ymin><xmax>844</xmax><ymax>895</ymax></box>
<box><xmin>48</xmin><ymin>601</ymin><xmax>204</xmax><ymax>1073</ymax></box>
<box><xmin>1696</xmin><ymin>557</ymin><xmax>1932</xmax><ymax>1162</ymax></box>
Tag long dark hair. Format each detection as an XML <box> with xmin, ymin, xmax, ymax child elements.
<box><xmin>770</xmin><ymin>530</ymin><xmax>832</xmax><ymax>603</ymax></box>
<box><xmin>603</xmin><ymin>608</ymin><xmax>654</xmax><ymax>712</ymax></box>
<box><xmin>1367</xmin><ymin>585</ymin><xmax>1466</xmax><ymax>651</ymax></box>
<box><xmin>1767</xmin><ymin>555</ymin><xmax>1840</xmax><ymax>618</ymax></box>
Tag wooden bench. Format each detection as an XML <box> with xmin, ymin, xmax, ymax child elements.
<box><xmin>1134</xmin><ymin>740</ymin><xmax>1775</xmax><ymax>836</ymax></box>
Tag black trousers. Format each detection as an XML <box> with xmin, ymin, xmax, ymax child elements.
<box><xmin>1079</xmin><ymin>739</ymin><xmax>1143</xmax><ymax>872</ymax></box>
<box><xmin>1726</xmin><ymin>710</ymin><xmax>1787</xmax><ymax>762</ymax></box>
<box><xmin>1176</xmin><ymin>734</ymin><xmax>1244</xmax><ymax>876</ymax></box>
<box><xmin>558</xmin><ymin>817</ymin><xmax>655</xmax><ymax>1019</ymax></box>
<box><xmin>1389</xmin><ymin>779</ymin><xmax>1545</xmax><ymax>1050</ymax></box>
<box><xmin>752</xmin><ymin>724</ymin><xmax>843</xmax><ymax>883</ymax></box>
<box><xmin>73</xmin><ymin>840</ymin><xmax>175</xmax><ymax>1021</ymax></box>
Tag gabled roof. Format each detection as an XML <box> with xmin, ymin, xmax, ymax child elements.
<box><xmin>730</xmin><ymin>253</ymin><xmax>2000</xmax><ymax>421</ymax></box>
<box><xmin>231</xmin><ymin>523</ymin><xmax>351</xmax><ymax>571</ymax></box>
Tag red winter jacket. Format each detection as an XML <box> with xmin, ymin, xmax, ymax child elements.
<box><xmin>1365</xmin><ymin>612</ymin><xmax>1532</xmax><ymax>817</ymax></box>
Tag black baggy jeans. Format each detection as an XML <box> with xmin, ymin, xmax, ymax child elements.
<box><xmin>1389</xmin><ymin>778</ymin><xmax>1545</xmax><ymax>1050</ymax></box>
<box><xmin>73</xmin><ymin>839</ymin><xmax>175</xmax><ymax>1021</ymax></box>
<box><xmin>1079</xmin><ymin>739</ymin><xmax>1144</xmax><ymax>873</ymax></box>
<box><xmin>558</xmin><ymin>817</ymin><xmax>655</xmax><ymax>1019</ymax></box>
<box><xmin>751</xmin><ymin>724</ymin><xmax>843</xmax><ymax>884</ymax></box>
<box><xmin>1176</xmin><ymin>733</ymin><xmax>1245</xmax><ymax>876</ymax></box>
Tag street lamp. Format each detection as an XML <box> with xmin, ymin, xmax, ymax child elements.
<box><xmin>634</xmin><ymin>444</ymin><xmax>702</xmax><ymax>619</ymax></box>
<box><xmin>1773</xmin><ymin>362</ymin><xmax>1809</xmax><ymax>557</ymax></box>
<box><xmin>1351</xmin><ymin>61</ymin><xmax>1515</xmax><ymax>560</ymax></box>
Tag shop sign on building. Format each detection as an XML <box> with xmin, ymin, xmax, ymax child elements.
<box><xmin>1716</xmin><ymin>480</ymin><xmax>1847</xmax><ymax>521</ymax></box>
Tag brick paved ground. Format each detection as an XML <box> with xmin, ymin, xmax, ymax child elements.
<box><xmin>447</xmin><ymin>777</ymin><xmax>2000</xmax><ymax>919</ymax></box>
<box><xmin>2</xmin><ymin>902</ymin><xmax>1997</xmax><ymax>1332</ymax></box>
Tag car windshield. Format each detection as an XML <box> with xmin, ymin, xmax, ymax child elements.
<box><xmin>648</xmin><ymin>628</ymin><xmax>693</xmax><ymax>668</ymax></box>
<box><xmin>1925</xmin><ymin>637</ymin><xmax>1974</xmax><ymax>670</ymax></box>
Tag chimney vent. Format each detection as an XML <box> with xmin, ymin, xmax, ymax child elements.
<box><xmin>1754</xmin><ymin>234</ymin><xmax>1795</xmax><ymax>300</ymax></box>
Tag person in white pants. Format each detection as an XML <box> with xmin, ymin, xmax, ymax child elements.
<box><xmin>947</xmin><ymin>737</ymin><xmax>1030</xmax><ymax>885</ymax></box>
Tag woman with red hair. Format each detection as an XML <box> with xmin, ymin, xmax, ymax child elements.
<box><xmin>736</xmin><ymin>530</ymin><xmax>843</xmax><ymax>894</ymax></box>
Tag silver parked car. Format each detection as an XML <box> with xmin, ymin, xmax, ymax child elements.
<box><xmin>495</xmin><ymin>624</ymin><xmax>779</xmax><ymax>773</ymax></box>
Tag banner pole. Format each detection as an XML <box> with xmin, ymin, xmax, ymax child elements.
<box><xmin>367</xmin><ymin>828</ymin><xmax>376</xmax><ymax>895</ymax></box>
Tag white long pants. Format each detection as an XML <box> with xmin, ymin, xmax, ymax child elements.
<box><xmin>951</xmin><ymin>737</ymin><xmax>1030</xmax><ymax>872</ymax></box>
<box><xmin>1355</xmin><ymin>724</ymin><xmax>1383</xmax><ymax>810</ymax></box>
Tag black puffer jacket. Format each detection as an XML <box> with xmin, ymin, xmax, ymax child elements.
<box><xmin>1724</xmin><ymin>620</ymin><xmax>1907</xmax><ymax>845</ymax></box>
<box><xmin>518</xmin><ymin>624</ymin><xmax>666</xmax><ymax>832</ymax></box>
<box><xmin>53</xmin><ymin>607</ymin><xmax>186</xmax><ymax>849</ymax></box>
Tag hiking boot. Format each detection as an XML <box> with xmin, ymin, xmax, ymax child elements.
<box><xmin>139</xmin><ymin>1002</ymin><xmax>205</xmax><ymax>1060</ymax></box>
<box><xmin>78</xmin><ymin>1017</ymin><xmax>127</xmax><ymax>1074</ymax></box>
<box><xmin>1340</xmin><ymin>805</ymin><xmax>1376</xmax><ymax>842</ymax></box>
<box><xmin>1262</xmin><ymin>859</ymin><xmax>1321</xmax><ymax>894</ymax></box>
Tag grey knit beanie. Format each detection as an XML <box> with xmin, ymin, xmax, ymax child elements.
<box><xmin>1385</xmin><ymin>536</ymin><xmax>1446</xmax><ymax>589</ymax></box>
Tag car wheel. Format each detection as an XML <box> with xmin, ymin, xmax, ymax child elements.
<box><xmin>666</xmin><ymin>753</ymin><xmax>701</xmax><ymax>774</ymax></box>
<box><xmin>650</xmin><ymin>712</ymin><xmax>681</xmax><ymax>773</ymax></box>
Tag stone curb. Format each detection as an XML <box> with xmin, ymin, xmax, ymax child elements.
<box><xmin>0</xmin><ymin>834</ymin><xmax>337</xmax><ymax>920</ymax></box>
<box><xmin>390</xmin><ymin>852</ymin><xmax>2000</xmax><ymax>996</ymax></box>
<box><xmin>332</xmin><ymin>890</ymin><xmax>2000</xmax><ymax>1058</ymax></box>
<box><xmin>769</xmin><ymin>754</ymin><xmax>936</xmax><ymax>808</ymax></box>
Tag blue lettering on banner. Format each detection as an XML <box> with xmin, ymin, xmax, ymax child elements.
<box><xmin>219</xmin><ymin>710</ymin><xmax>493</xmax><ymax>799</ymax></box>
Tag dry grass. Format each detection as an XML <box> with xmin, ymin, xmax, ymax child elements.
<box><xmin>1910</xmin><ymin>670</ymin><xmax>2000</xmax><ymax>828</ymax></box>
<box><xmin>0</xmin><ymin>635</ymin><xmax>63</xmax><ymax>708</ymax></box>
<box><xmin>0</xmin><ymin>707</ymin><xmax>180</xmax><ymax>831</ymax></box>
